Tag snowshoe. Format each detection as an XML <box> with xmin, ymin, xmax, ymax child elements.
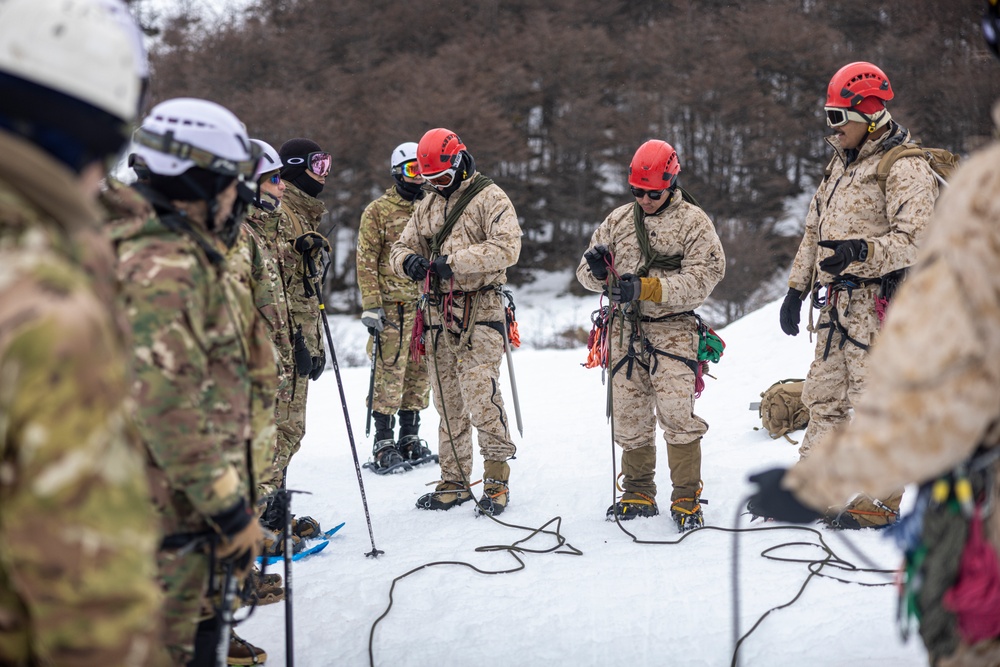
<box><xmin>363</xmin><ymin>440</ymin><xmax>413</xmax><ymax>475</ymax></box>
<box><xmin>606</xmin><ymin>492</ymin><xmax>659</xmax><ymax>521</ymax></box>
<box><xmin>671</xmin><ymin>505</ymin><xmax>704</xmax><ymax>533</ymax></box>
<box><xmin>398</xmin><ymin>435</ymin><xmax>439</xmax><ymax>467</ymax></box>
<box><xmin>416</xmin><ymin>481</ymin><xmax>473</xmax><ymax>510</ymax></box>
<box><xmin>228</xmin><ymin>630</ymin><xmax>267</xmax><ymax>666</ymax></box>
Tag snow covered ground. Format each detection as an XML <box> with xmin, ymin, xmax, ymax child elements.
<box><xmin>238</xmin><ymin>295</ymin><xmax>929</xmax><ymax>667</ymax></box>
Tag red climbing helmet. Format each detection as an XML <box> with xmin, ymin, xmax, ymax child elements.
<box><xmin>416</xmin><ymin>128</ymin><xmax>466</xmax><ymax>178</ymax></box>
<box><xmin>825</xmin><ymin>61</ymin><xmax>894</xmax><ymax>113</ymax></box>
<box><xmin>628</xmin><ymin>140</ymin><xmax>681</xmax><ymax>191</ymax></box>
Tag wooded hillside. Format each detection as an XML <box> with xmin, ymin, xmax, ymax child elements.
<box><xmin>136</xmin><ymin>0</ymin><xmax>999</xmax><ymax>322</ymax></box>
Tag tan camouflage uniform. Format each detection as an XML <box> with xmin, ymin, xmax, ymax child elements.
<box><xmin>389</xmin><ymin>173</ymin><xmax>520</xmax><ymax>486</ymax></box>
<box><xmin>357</xmin><ymin>186</ymin><xmax>429</xmax><ymax>416</ymax></box>
<box><xmin>271</xmin><ymin>183</ymin><xmax>326</xmax><ymax>473</ymax></box>
<box><xmin>785</xmin><ymin>107</ymin><xmax>1000</xmax><ymax>667</ymax></box>
<box><xmin>111</xmin><ymin>185</ymin><xmax>274</xmax><ymax>664</ymax></box>
<box><xmin>787</xmin><ymin>124</ymin><xmax>938</xmax><ymax>523</ymax></box>
<box><xmin>0</xmin><ymin>133</ymin><xmax>165</xmax><ymax>666</ymax></box>
<box><xmin>576</xmin><ymin>194</ymin><xmax>725</xmax><ymax>511</ymax></box>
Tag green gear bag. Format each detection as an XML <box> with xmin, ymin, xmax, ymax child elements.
<box><xmin>757</xmin><ymin>378</ymin><xmax>809</xmax><ymax>443</ymax></box>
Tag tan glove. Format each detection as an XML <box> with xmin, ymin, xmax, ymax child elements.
<box><xmin>216</xmin><ymin>519</ymin><xmax>263</xmax><ymax>580</ymax></box>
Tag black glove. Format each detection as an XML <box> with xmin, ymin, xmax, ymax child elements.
<box><xmin>293</xmin><ymin>325</ymin><xmax>312</xmax><ymax>378</ymax></box>
<box><xmin>779</xmin><ymin>287</ymin><xmax>803</xmax><ymax>336</ymax></box>
<box><xmin>430</xmin><ymin>255</ymin><xmax>453</xmax><ymax>280</ymax></box>
<box><xmin>309</xmin><ymin>350</ymin><xmax>325</xmax><ymax>381</ymax></box>
<box><xmin>818</xmin><ymin>239</ymin><xmax>868</xmax><ymax>276</ymax></box>
<box><xmin>607</xmin><ymin>273</ymin><xmax>640</xmax><ymax>303</ymax></box>
<box><xmin>584</xmin><ymin>244</ymin><xmax>611</xmax><ymax>281</ymax></box>
<box><xmin>293</xmin><ymin>231</ymin><xmax>331</xmax><ymax>256</ymax></box>
<box><xmin>403</xmin><ymin>254</ymin><xmax>429</xmax><ymax>282</ymax></box>
<box><xmin>746</xmin><ymin>468</ymin><xmax>822</xmax><ymax>524</ymax></box>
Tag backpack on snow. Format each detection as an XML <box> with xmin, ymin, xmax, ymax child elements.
<box><xmin>755</xmin><ymin>379</ymin><xmax>809</xmax><ymax>444</ymax></box>
<box><xmin>876</xmin><ymin>142</ymin><xmax>960</xmax><ymax>193</ymax></box>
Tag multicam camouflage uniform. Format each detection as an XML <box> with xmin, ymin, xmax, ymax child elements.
<box><xmin>232</xmin><ymin>205</ymin><xmax>286</xmax><ymax>498</ymax></box>
<box><xmin>576</xmin><ymin>194</ymin><xmax>725</xmax><ymax>513</ymax></box>
<box><xmin>785</xmin><ymin>107</ymin><xmax>1000</xmax><ymax>667</ymax></box>
<box><xmin>270</xmin><ymin>182</ymin><xmax>326</xmax><ymax>472</ymax></box>
<box><xmin>110</xmin><ymin>184</ymin><xmax>274</xmax><ymax>664</ymax></box>
<box><xmin>357</xmin><ymin>186</ymin><xmax>429</xmax><ymax>417</ymax></box>
<box><xmin>787</xmin><ymin>123</ymin><xmax>937</xmax><ymax>524</ymax></box>
<box><xmin>388</xmin><ymin>173</ymin><xmax>520</xmax><ymax>491</ymax></box>
<box><xmin>0</xmin><ymin>135</ymin><xmax>165</xmax><ymax>666</ymax></box>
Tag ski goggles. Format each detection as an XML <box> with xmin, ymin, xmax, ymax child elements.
<box><xmin>423</xmin><ymin>168</ymin><xmax>457</xmax><ymax>188</ymax></box>
<box><xmin>629</xmin><ymin>186</ymin><xmax>666</xmax><ymax>201</ymax></box>
<box><xmin>285</xmin><ymin>151</ymin><xmax>332</xmax><ymax>177</ymax></box>
<box><xmin>392</xmin><ymin>160</ymin><xmax>421</xmax><ymax>179</ymax></box>
<box><xmin>133</xmin><ymin>127</ymin><xmax>262</xmax><ymax>180</ymax></box>
<box><xmin>824</xmin><ymin>107</ymin><xmax>868</xmax><ymax>128</ymax></box>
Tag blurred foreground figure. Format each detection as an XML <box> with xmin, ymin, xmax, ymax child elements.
<box><xmin>0</xmin><ymin>0</ymin><xmax>167</xmax><ymax>664</ymax></box>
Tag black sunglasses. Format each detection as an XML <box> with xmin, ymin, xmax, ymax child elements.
<box><xmin>630</xmin><ymin>186</ymin><xmax>666</xmax><ymax>200</ymax></box>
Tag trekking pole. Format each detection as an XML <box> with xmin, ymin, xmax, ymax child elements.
<box><xmin>365</xmin><ymin>330</ymin><xmax>379</xmax><ymax>438</ymax></box>
<box><xmin>215</xmin><ymin>560</ymin><xmax>237</xmax><ymax>667</ymax></box>
<box><xmin>280</xmin><ymin>488</ymin><xmax>300</xmax><ymax>667</ymax></box>
<box><xmin>303</xmin><ymin>251</ymin><xmax>384</xmax><ymax>558</ymax></box>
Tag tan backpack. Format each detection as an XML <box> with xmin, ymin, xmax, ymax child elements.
<box><xmin>876</xmin><ymin>142</ymin><xmax>960</xmax><ymax>193</ymax></box>
<box><xmin>756</xmin><ymin>379</ymin><xmax>809</xmax><ymax>444</ymax></box>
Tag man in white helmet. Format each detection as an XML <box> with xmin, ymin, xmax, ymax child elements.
<box><xmin>0</xmin><ymin>0</ymin><xmax>167</xmax><ymax>665</ymax></box>
<box><xmin>110</xmin><ymin>97</ymin><xmax>275</xmax><ymax>666</ymax></box>
<box><xmin>356</xmin><ymin>142</ymin><xmax>434</xmax><ymax>474</ymax></box>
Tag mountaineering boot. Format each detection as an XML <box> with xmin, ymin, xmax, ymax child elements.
<box><xmin>368</xmin><ymin>411</ymin><xmax>411</xmax><ymax>474</ymax></box>
<box><xmin>823</xmin><ymin>491</ymin><xmax>902</xmax><ymax>530</ymax></box>
<box><xmin>291</xmin><ymin>515</ymin><xmax>322</xmax><ymax>539</ymax></box>
<box><xmin>668</xmin><ymin>439</ymin><xmax>705</xmax><ymax>532</ymax></box>
<box><xmin>228</xmin><ymin>630</ymin><xmax>267</xmax><ymax>665</ymax></box>
<box><xmin>243</xmin><ymin>568</ymin><xmax>283</xmax><ymax>607</ymax></box>
<box><xmin>416</xmin><ymin>480</ymin><xmax>473</xmax><ymax>510</ymax></box>
<box><xmin>476</xmin><ymin>460</ymin><xmax>510</xmax><ymax>516</ymax></box>
<box><xmin>261</xmin><ymin>529</ymin><xmax>304</xmax><ymax>558</ymax></box>
<box><xmin>607</xmin><ymin>446</ymin><xmax>659</xmax><ymax>520</ymax></box>
<box><xmin>397</xmin><ymin>409</ymin><xmax>437</xmax><ymax>466</ymax></box>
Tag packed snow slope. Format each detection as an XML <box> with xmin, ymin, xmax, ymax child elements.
<box><xmin>239</xmin><ymin>297</ymin><xmax>928</xmax><ymax>666</ymax></box>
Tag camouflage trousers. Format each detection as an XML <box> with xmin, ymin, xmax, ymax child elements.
<box><xmin>798</xmin><ymin>284</ymin><xmax>879</xmax><ymax>459</ymax></box>
<box><xmin>427</xmin><ymin>325</ymin><xmax>515</xmax><ymax>483</ymax></box>
<box><xmin>263</xmin><ymin>369</ymin><xmax>307</xmax><ymax>492</ymax></box>
<box><xmin>157</xmin><ymin>544</ymin><xmax>212</xmax><ymax>664</ymax></box>
<box><xmin>610</xmin><ymin>318</ymin><xmax>708</xmax><ymax>504</ymax></box>
<box><xmin>366</xmin><ymin>302</ymin><xmax>430</xmax><ymax>415</ymax></box>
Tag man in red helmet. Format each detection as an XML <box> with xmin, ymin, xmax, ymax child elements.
<box><xmin>576</xmin><ymin>140</ymin><xmax>725</xmax><ymax>532</ymax></box>
<box><xmin>389</xmin><ymin>128</ymin><xmax>521</xmax><ymax>516</ymax></box>
<box><xmin>777</xmin><ymin>61</ymin><xmax>938</xmax><ymax>528</ymax></box>
<box><xmin>749</xmin><ymin>5</ymin><xmax>1000</xmax><ymax>662</ymax></box>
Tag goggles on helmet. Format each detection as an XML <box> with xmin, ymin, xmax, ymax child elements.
<box><xmin>133</xmin><ymin>127</ymin><xmax>262</xmax><ymax>180</ymax></box>
<box><xmin>392</xmin><ymin>160</ymin><xmax>421</xmax><ymax>179</ymax></box>
<box><xmin>423</xmin><ymin>168</ymin><xmax>457</xmax><ymax>189</ymax></box>
<box><xmin>824</xmin><ymin>107</ymin><xmax>869</xmax><ymax>128</ymax></box>
<box><xmin>630</xmin><ymin>186</ymin><xmax>666</xmax><ymax>201</ymax></box>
